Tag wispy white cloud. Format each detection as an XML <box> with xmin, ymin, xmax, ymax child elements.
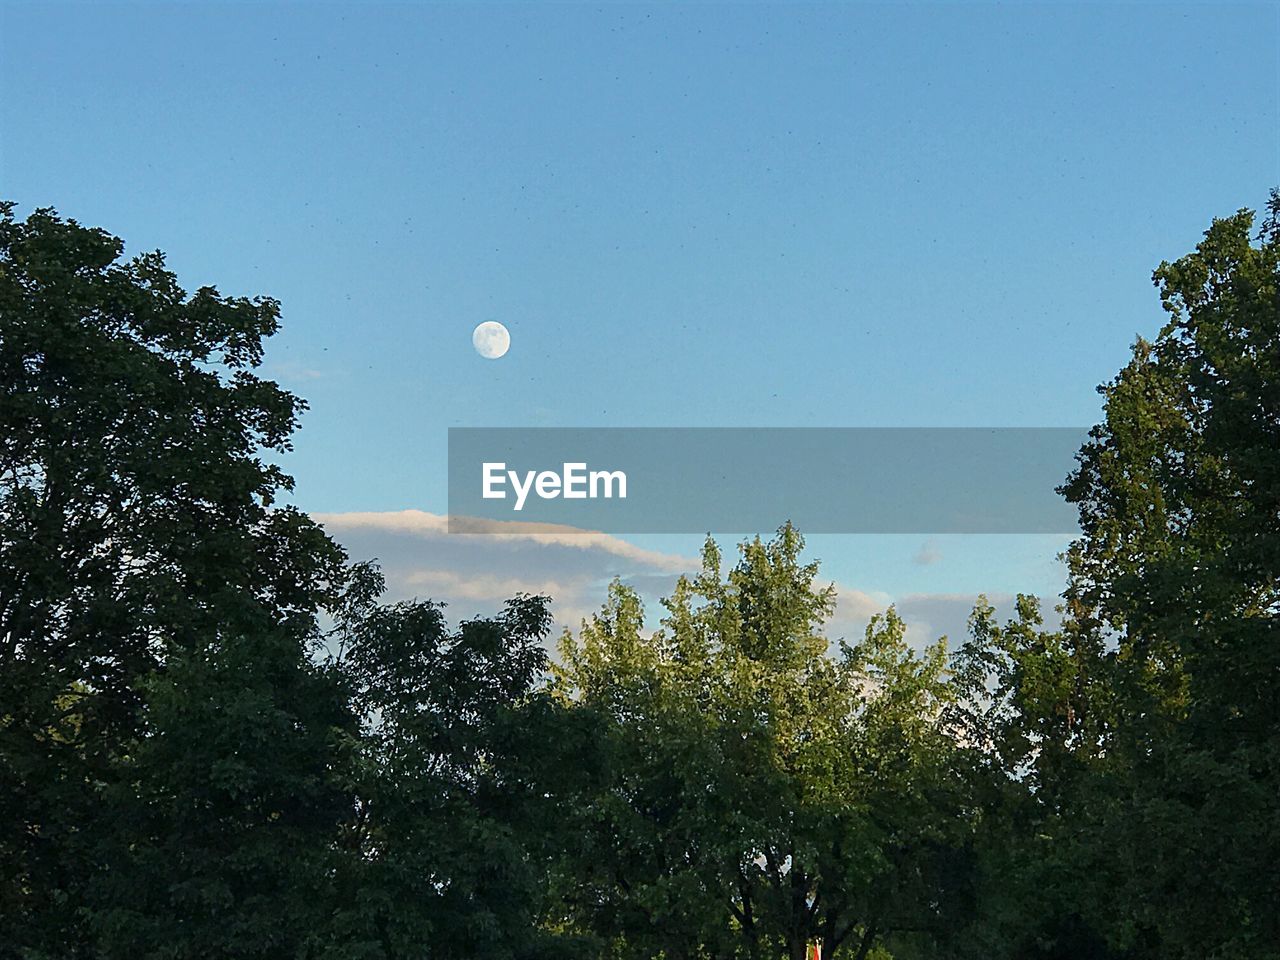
<box><xmin>312</xmin><ymin>510</ymin><xmax>694</xmax><ymax>635</ymax></box>
<box><xmin>825</xmin><ymin>582</ymin><xmax>894</xmax><ymax>642</ymax></box>
<box><xmin>828</xmin><ymin>586</ymin><xmax>1044</xmax><ymax>652</ymax></box>
<box><xmin>267</xmin><ymin>360</ymin><xmax>326</xmax><ymax>382</ymax></box>
<box><xmin>313</xmin><ymin>510</ymin><xmax>1044</xmax><ymax>653</ymax></box>
<box><xmin>316</xmin><ymin>510</ymin><xmax>693</xmax><ymax>572</ymax></box>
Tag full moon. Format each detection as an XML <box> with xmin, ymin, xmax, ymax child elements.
<box><xmin>472</xmin><ymin>321</ymin><xmax>511</xmax><ymax>360</ymax></box>
<box><xmin>471</xmin><ymin>321</ymin><xmax>509</xmax><ymax>358</ymax></box>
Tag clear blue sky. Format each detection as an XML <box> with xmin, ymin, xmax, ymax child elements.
<box><xmin>2</xmin><ymin>1</ymin><xmax>1277</xmax><ymax>616</ymax></box>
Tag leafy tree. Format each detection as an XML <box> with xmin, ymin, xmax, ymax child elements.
<box><xmin>554</xmin><ymin>525</ymin><xmax>969</xmax><ymax>960</ymax></box>
<box><xmin>11</xmin><ymin>191</ymin><xmax>1276</xmax><ymax>960</ymax></box>
<box><xmin>0</xmin><ymin>202</ymin><xmax>354</xmax><ymax>957</ymax></box>
<box><xmin>0</xmin><ymin>202</ymin><xmax>587</xmax><ymax>960</ymax></box>
<box><xmin>1053</xmin><ymin>193</ymin><xmax>1280</xmax><ymax>958</ymax></box>
<box><xmin>325</xmin><ymin>576</ymin><xmax>576</xmax><ymax>960</ymax></box>
<box><xmin>85</xmin><ymin>629</ymin><xmax>357</xmax><ymax>960</ymax></box>
<box><xmin>941</xmin><ymin>597</ymin><xmax>1121</xmax><ymax>960</ymax></box>
<box><xmin>933</xmin><ymin>195</ymin><xmax>1280</xmax><ymax>960</ymax></box>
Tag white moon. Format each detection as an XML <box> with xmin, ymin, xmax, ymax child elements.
<box><xmin>472</xmin><ymin>321</ymin><xmax>510</xmax><ymax>360</ymax></box>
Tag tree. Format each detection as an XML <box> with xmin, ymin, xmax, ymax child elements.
<box><xmin>0</xmin><ymin>202</ymin><xmax>354</xmax><ymax>956</ymax></box>
<box><xmin>1055</xmin><ymin>193</ymin><xmax>1280</xmax><ymax>958</ymax></box>
<box><xmin>940</xmin><ymin>597</ymin><xmax>1121</xmax><ymax>960</ymax></box>
<box><xmin>553</xmin><ymin>525</ymin><xmax>969</xmax><ymax>960</ymax></box>
<box><xmin>85</xmin><ymin>629</ymin><xmax>357</xmax><ymax>960</ymax></box>
<box><xmin>326</xmin><ymin>580</ymin><xmax>574</xmax><ymax>960</ymax></box>
<box><xmin>0</xmin><ymin>202</ymin><xmax>586</xmax><ymax>960</ymax></box>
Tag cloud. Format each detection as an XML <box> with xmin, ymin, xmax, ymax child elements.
<box><xmin>894</xmin><ymin>591</ymin><xmax>1064</xmax><ymax>649</ymax></box>
<box><xmin>312</xmin><ymin>510</ymin><xmax>695</xmax><ymax>634</ymax></box>
<box><xmin>825</xmin><ymin>582</ymin><xmax>894</xmax><ymax>642</ymax></box>
<box><xmin>912</xmin><ymin>539</ymin><xmax>942</xmax><ymax>566</ymax></box>
<box><xmin>893</xmin><ymin>592</ymin><xmax>1000</xmax><ymax>646</ymax></box>
<box><xmin>826</xmin><ymin>586</ymin><xmax>1061</xmax><ymax>653</ymax></box>
<box><xmin>317</xmin><ymin>510</ymin><xmax>692</xmax><ymax>572</ymax></box>
<box><xmin>267</xmin><ymin>360</ymin><xmax>326</xmax><ymax>382</ymax></box>
<box><xmin>312</xmin><ymin>511</ymin><xmax>1052</xmax><ymax>656</ymax></box>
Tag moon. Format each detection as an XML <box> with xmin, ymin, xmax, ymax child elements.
<box><xmin>472</xmin><ymin>321</ymin><xmax>511</xmax><ymax>360</ymax></box>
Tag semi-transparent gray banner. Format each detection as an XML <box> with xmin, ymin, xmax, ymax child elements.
<box><xmin>447</xmin><ymin>427</ymin><xmax>1087</xmax><ymax>534</ymax></box>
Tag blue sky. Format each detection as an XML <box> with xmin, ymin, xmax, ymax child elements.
<box><xmin>3</xmin><ymin>1</ymin><xmax>1277</xmax><ymax>640</ymax></box>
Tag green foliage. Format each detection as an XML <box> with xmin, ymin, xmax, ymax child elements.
<box><xmin>325</xmin><ymin>584</ymin><xmax>567</xmax><ymax>960</ymax></box>
<box><xmin>0</xmin><ymin>202</ymin><xmax>353</xmax><ymax>957</ymax></box>
<box><xmin>554</xmin><ymin>526</ymin><xmax>970</xmax><ymax>960</ymax></box>
<box><xmin>4</xmin><ymin>194</ymin><xmax>1277</xmax><ymax>960</ymax></box>
<box><xmin>86</xmin><ymin>631</ymin><xmax>356</xmax><ymax>959</ymax></box>
<box><xmin>1054</xmin><ymin>193</ymin><xmax>1280</xmax><ymax>958</ymax></box>
<box><xmin>938</xmin><ymin>597</ymin><xmax>1123</xmax><ymax>960</ymax></box>
<box><xmin>0</xmin><ymin>203</ymin><xmax>563</xmax><ymax>960</ymax></box>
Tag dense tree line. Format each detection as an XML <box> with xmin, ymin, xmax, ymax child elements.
<box><xmin>1</xmin><ymin>197</ymin><xmax>1276</xmax><ymax>959</ymax></box>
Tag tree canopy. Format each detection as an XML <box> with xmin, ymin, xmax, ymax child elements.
<box><xmin>553</xmin><ymin>528</ymin><xmax>971</xmax><ymax>960</ymax></box>
<box><xmin>3</xmin><ymin>196</ymin><xmax>1277</xmax><ymax>959</ymax></box>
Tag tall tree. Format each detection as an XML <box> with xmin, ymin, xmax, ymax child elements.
<box><xmin>0</xmin><ymin>203</ymin><xmax>353</xmax><ymax>957</ymax></box>
<box><xmin>85</xmin><ymin>629</ymin><xmax>357</xmax><ymax>960</ymax></box>
<box><xmin>0</xmin><ymin>203</ymin><xmax>586</xmax><ymax>960</ymax></box>
<box><xmin>941</xmin><ymin>596</ymin><xmax>1119</xmax><ymax>960</ymax></box>
<box><xmin>326</xmin><ymin>582</ymin><xmax>573</xmax><ymax>960</ymax></box>
<box><xmin>1057</xmin><ymin>193</ymin><xmax>1280</xmax><ymax>958</ymax></box>
<box><xmin>554</xmin><ymin>526</ymin><xmax>968</xmax><ymax>960</ymax></box>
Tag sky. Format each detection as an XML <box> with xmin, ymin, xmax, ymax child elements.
<box><xmin>3</xmin><ymin>1</ymin><xmax>1277</xmax><ymax>644</ymax></box>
